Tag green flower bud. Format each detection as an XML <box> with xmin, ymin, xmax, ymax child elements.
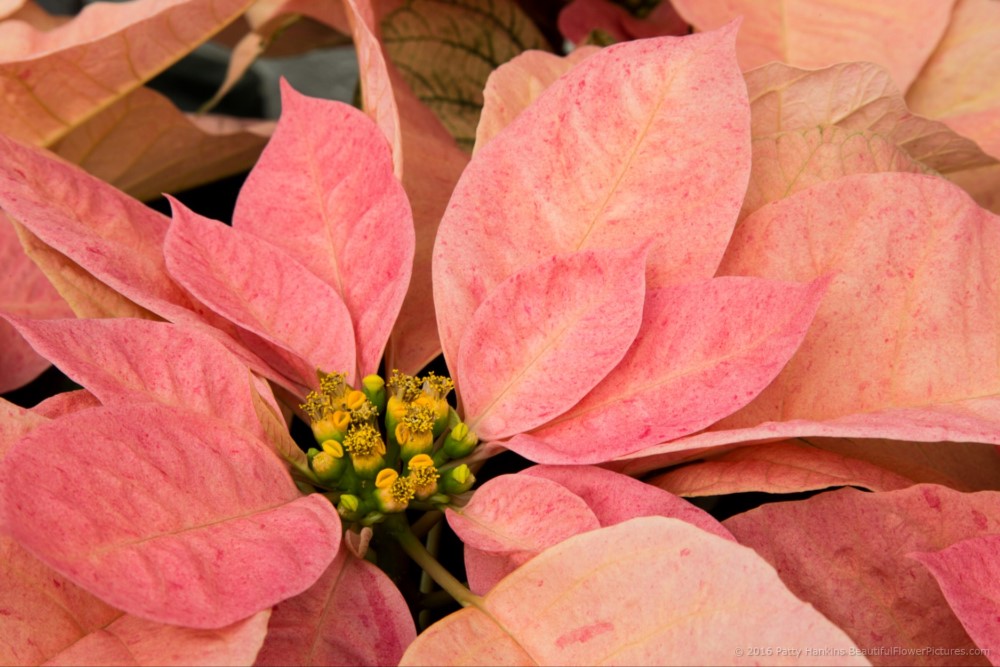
<box><xmin>311</xmin><ymin>449</ymin><xmax>346</xmax><ymax>482</ymax></box>
<box><xmin>311</xmin><ymin>452</ymin><xmax>346</xmax><ymax>483</ymax></box>
<box><xmin>338</xmin><ymin>494</ymin><xmax>361</xmax><ymax>517</ymax></box>
<box><xmin>440</xmin><ymin>464</ymin><xmax>475</xmax><ymax>494</ymax></box>
<box><xmin>361</xmin><ymin>374</ymin><xmax>387</xmax><ymax>414</ymax></box>
<box><xmin>312</xmin><ymin>459</ymin><xmax>341</xmax><ymax>483</ymax></box>
<box><xmin>443</xmin><ymin>422</ymin><xmax>478</xmax><ymax>459</ymax></box>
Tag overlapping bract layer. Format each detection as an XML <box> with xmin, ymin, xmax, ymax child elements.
<box><xmin>448</xmin><ymin>465</ymin><xmax>734</xmax><ymax>594</ymax></box>
<box><xmin>726</xmin><ymin>485</ymin><xmax>999</xmax><ymax>666</ymax></box>
<box><xmin>1</xmin><ymin>83</ymin><xmax>413</xmax><ymax>396</ymax></box>
<box><xmin>0</xmin><ymin>76</ymin><xmax>417</xmax><ymax>664</ymax></box>
<box><xmin>1</xmin><ymin>529</ymin><xmax>271</xmax><ymax>667</ymax></box>
<box><xmin>0</xmin><ymin>316</ymin><xmax>418</xmax><ymax>665</ymax></box>
<box><xmin>0</xmin><ymin>0</ymin><xmax>254</xmax><ymax>147</ymax></box>
<box><xmin>2</xmin><ymin>4</ymin><xmax>999</xmax><ymax>665</ymax></box>
<box><xmin>433</xmin><ymin>24</ymin><xmax>838</xmax><ymax>466</ymax></box>
<box><xmin>0</xmin><ymin>0</ymin><xmax>271</xmax><ymax>392</ymax></box>
<box><xmin>671</xmin><ymin>0</ymin><xmax>953</xmax><ymax>90</ymax></box>
<box><xmin>435</xmin><ymin>25</ymin><xmax>752</xmax><ymax>375</ymax></box>
<box><xmin>670</xmin><ymin>0</ymin><xmax>1000</xmax><ymax>215</ymax></box>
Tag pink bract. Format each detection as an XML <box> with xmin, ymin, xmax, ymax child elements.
<box><xmin>5</xmin><ymin>316</ymin><xmax>271</xmax><ymax>442</ymax></box>
<box><xmin>450</xmin><ymin>465</ymin><xmax>734</xmax><ymax>594</ymax></box>
<box><xmin>726</xmin><ymin>485</ymin><xmax>999</xmax><ymax>664</ymax></box>
<box><xmin>910</xmin><ymin>535</ymin><xmax>1000</xmax><ymax>666</ymax></box>
<box><xmin>233</xmin><ymin>81</ymin><xmax>413</xmax><ymax>379</ymax></box>
<box><xmin>671</xmin><ymin>0</ymin><xmax>953</xmax><ymax>90</ymax></box>
<box><xmin>649</xmin><ymin>440</ymin><xmax>915</xmax><ymax>496</ymax></box>
<box><xmin>0</xmin><ymin>217</ymin><xmax>71</xmax><ymax>393</ymax></box>
<box><xmin>344</xmin><ymin>0</ymin><xmax>470</xmax><ymax>375</ymax></box>
<box><xmin>0</xmin><ymin>83</ymin><xmax>414</xmax><ymax>395</ymax></box>
<box><xmin>504</xmin><ymin>275</ymin><xmax>829</xmax><ymax>463</ymax></box>
<box><xmin>0</xmin><ymin>317</ymin><xmax>357</xmax><ymax>658</ymax></box>
<box><xmin>0</xmin><ymin>533</ymin><xmax>271</xmax><ymax>666</ymax></box>
<box><xmin>433</xmin><ymin>24</ymin><xmax>751</xmax><ymax>374</ymax></box>
<box><xmin>720</xmin><ymin>173</ymin><xmax>1000</xmax><ymax>429</ymax></box>
<box><xmin>254</xmin><ymin>547</ymin><xmax>415</xmax><ymax>667</ymax></box>
<box><xmin>458</xmin><ymin>246</ymin><xmax>647</xmax><ymax>441</ymax></box>
<box><xmin>3</xmin><ymin>403</ymin><xmax>341</xmax><ymax>628</ymax></box>
<box><xmin>474</xmin><ymin>47</ymin><xmax>600</xmax><ymax>153</ymax></box>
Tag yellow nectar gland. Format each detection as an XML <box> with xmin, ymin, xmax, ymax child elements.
<box><xmin>408</xmin><ymin>453</ymin><xmax>435</xmax><ymax>470</ymax></box>
<box><xmin>345</xmin><ymin>390</ymin><xmax>367</xmax><ymax>411</ymax></box>
<box><xmin>331</xmin><ymin>410</ymin><xmax>351</xmax><ymax>430</ymax></box>
<box><xmin>375</xmin><ymin>467</ymin><xmax>399</xmax><ymax>488</ymax></box>
<box><xmin>321</xmin><ymin>440</ymin><xmax>344</xmax><ymax>458</ymax></box>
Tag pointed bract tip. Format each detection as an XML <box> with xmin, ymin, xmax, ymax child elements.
<box><xmin>162</xmin><ymin>193</ymin><xmax>190</xmax><ymax>219</ymax></box>
<box><xmin>277</xmin><ymin>77</ymin><xmax>299</xmax><ymax>103</ymax></box>
<box><xmin>680</xmin><ymin>17</ymin><xmax>741</xmax><ymax>49</ymax></box>
<box><xmin>715</xmin><ymin>17</ymin><xmax>742</xmax><ymax>43</ymax></box>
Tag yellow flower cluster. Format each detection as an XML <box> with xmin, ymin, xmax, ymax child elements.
<box><xmin>300</xmin><ymin>369</ymin><xmax>475</xmax><ymax>524</ymax></box>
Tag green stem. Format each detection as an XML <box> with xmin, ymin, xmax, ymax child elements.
<box><xmin>420</xmin><ymin>522</ymin><xmax>443</xmax><ymax>594</ymax></box>
<box><xmin>418</xmin><ymin>521</ymin><xmax>443</xmax><ymax>631</ymax></box>
<box><xmin>410</xmin><ymin>510</ymin><xmax>443</xmax><ymax>540</ymax></box>
<box><xmin>386</xmin><ymin>516</ymin><xmax>482</xmax><ymax>608</ymax></box>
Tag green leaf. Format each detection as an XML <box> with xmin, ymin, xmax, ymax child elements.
<box><xmin>381</xmin><ymin>0</ymin><xmax>550</xmax><ymax>151</ymax></box>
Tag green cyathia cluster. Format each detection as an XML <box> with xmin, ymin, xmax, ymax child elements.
<box><xmin>301</xmin><ymin>370</ymin><xmax>478</xmax><ymax>526</ymax></box>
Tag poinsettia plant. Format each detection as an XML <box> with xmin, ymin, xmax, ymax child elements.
<box><xmin>1</xmin><ymin>1</ymin><xmax>999</xmax><ymax>665</ymax></box>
